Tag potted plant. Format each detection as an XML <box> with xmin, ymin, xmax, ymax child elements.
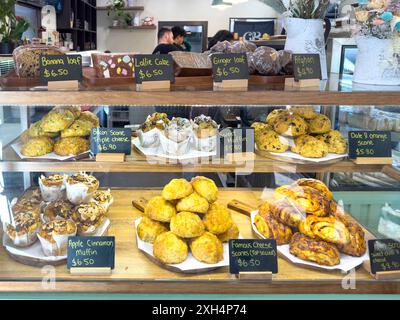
<box><xmin>352</xmin><ymin>0</ymin><xmax>400</xmax><ymax>86</ymax></box>
<box><xmin>259</xmin><ymin>0</ymin><xmax>331</xmax><ymax>79</ymax></box>
<box><xmin>0</xmin><ymin>0</ymin><xmax>30</xmax><ymax>54</ymax></box>
<box><xmin>107</xmin><ymin>0</ymin><xmax>133</xmax><ymax>27</ymax></box>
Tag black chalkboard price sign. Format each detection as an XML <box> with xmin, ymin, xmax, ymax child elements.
<box><xmin>348</xmin><ymin>131</ymin><xmax>392</xmax><ymax>160</ymax></box>
<box><xmin>218</xmin><ymin>127</ymin><xmax>255</xmax><ymax>158</ymax></box>
<box><xmin>229</xmin><ymin>239</ymin><xmax>278</xmax><ymax>274</ymax></box>
<box><xmin>293</xmin><ymin>54</ymin><xmax>322</xmax><ymax>80</ymax></box>
<box><xmin>39</xmin><ymin>54</ymin><xmax>82</xmax><ymax>83</ymax></box>
<box><xmin>67</xmin><ymin>236</ymin><xmax>115</xmax><ymax>270</ymax></box>
<box><xmin>368</xmin><ymin>239</ymin><xmax>400</xmax><ymax>275</ymax></box>
<box><xmin>134</xmin><ymin>54</ymin><xmax>174</xmax><ymax>84</ymax></box>
<box><xmin>90</xmin><ymin>128</ymin><xmax>132</xmax><ymax>155</ymax></box>
<box><xmin>211</xmin><ymin>53</ymin><xmax>249</xmax><ymax>83</ymax></box>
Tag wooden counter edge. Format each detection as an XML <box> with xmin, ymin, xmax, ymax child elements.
<box><xmin>0</xmin><ymin>280</ymin><xmax>398</xmax><ymax>294</ymax></box>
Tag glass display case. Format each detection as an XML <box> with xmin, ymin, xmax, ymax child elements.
<box><xmin>0</xmin><ymin>83</ymin><xmax>400</xmax><ymax>295</ymax></box>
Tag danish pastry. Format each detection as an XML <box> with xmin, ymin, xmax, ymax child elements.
<box><xmin>293</xmin><ymin>178</ymin><xmax>333</xmax><ymax>201</ymax></box>
<box><xmin>254</xmin><ymin>211</ymin><xmax>293</xmax><ymax>245</ymax></box>
<box><xmin>337</xmin><ymin>220</ymin><xmax>366</xmax><ymax>257</ymax></box>
<box><xmin>269</xmin><ymin>198</ymin><xmax>306</xmax><ymax>228</ymax></box>
<box><xmin>289</xmin><ymin>232</ymin><xmax>340</xmax><ymax>266</ymax></box>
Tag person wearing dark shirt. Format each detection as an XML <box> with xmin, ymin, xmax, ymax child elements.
<box><xmin>207</xmin><ymin>30</ymin><xmax>234</xmax><ymax>50</ymax></box>
<box><xmin>152</xmin><ymin>27</ymin><xmax>183</xmax><ymax>54</ymax></box>
<box><xmin>172</xmin><ymin>26</ymin><xmax>192</xmax><ymax>52</ymax></box>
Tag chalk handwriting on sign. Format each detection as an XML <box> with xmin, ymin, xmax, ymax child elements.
<box><xmin>40</xmin><ymin>54</ymin><xmax>82</xmax><ymax>83</ymax></box>
<box><xmin>134</xmin><ymin>54</ymin><xmax>174</xmax><ymax>84</ymax></box>
<box><xmin>293</xmin><ymin>54</ymin><xmax>321</xmax><ymax>80</ymax></box>
<box><xmin>211</xmin><ymin>53</ymin><xmax>249</xmax><ymax>83</ymax></box>
<box><xmin>368</xmin><ymin>239</ymin><xmax>400</xmax><ymax>274</ymax></box>
<box><xmin>348</xmin><ymin>131</ymin><xmax>392</xmax><ymax>159</ymax></box>
<box><xmin>90</xmin><ymin>128</ymin><xmax>132</xmax><ymax>155</ymax></box>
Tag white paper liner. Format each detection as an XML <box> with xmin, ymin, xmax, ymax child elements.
<box><xmin>192</xmin><ymin>134</ymin><xmax>218</xmax><ymax>152</ymax></box>
<box><xmin>137</xmin><ymin>128</ymin><xmax>160</xmax><ymax>148</ymax></box>
<box><xmin>39</xmin><ymin>176</ymin><xmax>66</xmax><ymax>202</ymax></box>
<box><xmin>135</xmin><ymin>217</ymin><xmax>238</xmax><ymax>271</ymax></box>
<box><xmin>12</xmin><ymin>142</ymin><xmax>89</xmax><ymax>161</ymax></box>
<box><xmin>256</xmin><ymin>145</ymin><xmax>348</xmax><ymax>163</ymax></box>
<box><xmin>133</xmin><ymin>137</ymin><xmax>216</xmax><ymax>161</ymax></box>
<box><xmin>4</xmin><ymin>223</ymin><xmax>40</xmax><ymax>247</ymax></box>
<box><xmin>37</xmin><ymin>225</ymin><xmax>77</xmax><ymax>256</ymax></box>
<box><xmin>77</xmin><ymin>217</ymin><xmax>110</xmax><ymax>236</ymax></box>
<box><xmin>250</xmin><ymin>210</ymin><xmax>368</xmax><ymax>272</ymax></box>
<box><xmin>92</xmin><ymin>189</ymin><xmax>114</xmax><ymax>213</ymax></box>
<box><xmin>159</xmin><ymin>132</ymin><xmax>192</xmax><ymax>156</ymax></box>
<box><xmin>66</xmin><ymin>182</ymin><xmax>95</xmax><ymax>205</ymax></box>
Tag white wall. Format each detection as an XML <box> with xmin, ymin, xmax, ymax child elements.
<box><xmin>96</xmin><ymin>0</ymin><xmax>277</xmax><ymax>53</ymax></box>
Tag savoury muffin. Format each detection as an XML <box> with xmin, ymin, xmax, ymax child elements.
<box><xmin>176</xmin><ymin>192</ymin><xmax>209</xmax><ymax>214</ymax></box>
<box><xmin>137</xmin><ymin>216</ymin><xmax>168</xmax><ymax>243</ymax></box>
<box><xmin>316</xmin><ymin>130</ymin><xmax>348</xmax><ymax>154</ymax></box>
<box><xmin>255</xmin><ymin>130</ymin><xmax>289</xmax><ymax>153</ymax></box>
<box><xmin>40</xmin><ymin>109</ymin><xmax>76</xmax><ymax>133</ymax></box>
<box><xmin>21</xmin><ymin>137</ymin><xmax>54</xmax><ymax>157</ymax></box>
<box><xmin>296</xmin><ymin>136</ymin><xmax>329</xmax><ymax>158</ymax></box>
<box><xmin>61</xmin><ymin>119</ymin><xmax>95</xmax><ymax>138</ymax></box>
<box><xmin>290</xmin><ymin>106</ymin><xmax>318</xmax><ymax>120</ymax></box>
<box><xmin>266</xmin><ymin>109</ymin><xmax>290</xmax><ymax>126</ymax></box>
<box><xmin>153</xmin><ymin>231</ymin><xmax>188</xmax><ymax>264</ymax></box>
<box><xmin>191</xmin><ymin>176</ymin><xmax>218</xmax><ymax>203</ymax></box>
<box><xmin>190</xmin><ymin>232</ymin><xmax>224</xmax><ymax>264</ymax></box>
<box><xmin>54</xmin><ymin>137</ymin><xmax>90</xmax><ymax>156</ymax></box>
<box><xmin>217</xmin><ymin>223</ymin><xmax>240</xmax><ymax>242</ymax></box>
<box><xmin>170</xmin><ymin>211</ymin><xmax>205</xmax><ymax>238</ymax></box>
<box><xmin>28</xmin><ymin>121</ymin><xmax>58</xmax><ymax>138</ymax></box>
<box><xmin>161</xmin><ymin>178</ymin><xmax>193</xmax><ymax>201</ymax></box>
<box><xmin>145</xmin><ymin>196</ymin><xmax>177</xmax><ymax>222</ymax></box>
<box><xmin>308</xmin><ymin>114</ymin><xmax>331</xmax><ymax>134</ymax></box>
<box><xmin>78</xmin><ymin>111</ymin><xmax>100</xmax><ymax>127</ymax></box>
<box><xmin>203</xmin><ymin>203</ymin><xmax>233</xmax><ymax>235</ymax></box>
<box><xmin>273</xmin><ymin>114</ymin><xmax>308</xmax><ymax>137</ymax></box>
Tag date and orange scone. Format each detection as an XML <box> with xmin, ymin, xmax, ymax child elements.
<box><xmin>39</xmin><ymin>174</ymin><xmax>67</xmax><ymax>202</ymax></box>
<box><xmin>37</xmin><ymin>219</ymin><xmax>77</xmax><ymax>256</ymax></box>
<box><xmin>71</xmin><ymin>202</ymin><xmax>105</xmax><ymax>235</ymax></box>
<box><xmin>66</xmin><ymin>173</ymin><xmax>99</xmax><ymax>204</ymax></box>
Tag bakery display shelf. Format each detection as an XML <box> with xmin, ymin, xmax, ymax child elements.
<box><xmin>0</xmin><ymin>188</ymin><xmax>398</xmax><ymax>294</ymax></box>
<box><xmin>1</xmin><ymin>90</ymin><xmax>400</xmax><ymax>106</ymax></box>
<box><xmin>109</xmin><ymin>25</ymin><xmax>157</xmax><ymax>30</ymax></box>
<box><xmin>97</xmin><ymin>6</ymin><xmax>145</xmax><ymax>11</ymax></box>
<box><xmin>0</xmin><ymin>144</ymin><xmax>388</xmax><ymax>173</ymax></box>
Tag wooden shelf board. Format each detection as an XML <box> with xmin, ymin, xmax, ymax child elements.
<box><xmin>0</xmin><ymin>189</ymin><xmax>398</xmax><ymax>294</ymax></box>
<box><xmin>97</xmin><ymin>6</ymin><xmax>145</xmax><ymax>11</ymax></box>
<box><xmin>109</xmin><ymin>25</ymin><xmax>157</xmax><ymax>30</ymax></box>
<box><xmin>1</xmin><ymin>91</ymin><xmax>400</xmax><ymax>106</ymax></box>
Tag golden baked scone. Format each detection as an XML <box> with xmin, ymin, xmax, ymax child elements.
<box><xmin>290</xmin><ymin>135</ymin><xmax>314</xmax><ymax>154</ymax></box>
<box><xmin>153</xmin><ymin>231</ymin><xmax>188</xmax><ymax>264</ymax></box>
<box><xmin>251</xmin><ymin>122</ymin><xmax>272</xmax><ymax>136</ymax></box>
<box><xmin>337</xmin><ymin>220</ymin><xmax>366</xmax><ymax>257</ymax></box>
<box><xmin>170</xmin><ymin>211</ymin><xmax>205</xmax><ymax>238</ymax></box>
<box><xmin>294</xmin><ymin>136</ymin><xmax>329</xmax><ymax>158</ymax></box>
<box><xmin>162</xmin><ymin>178</ymin><xmax>193</xmax><ymax>201</ymax></box>
<box><xmin>176</xmin><ymin>192</ymin><xmax>209</xmax><ymax>214</ymax></box>
<box><xmin>308</xmin><ymin>114</ymin><xmax>331</xmax><ymax>134</ymax></box>
<box><xmin>137</xmin><ymin>216</ymin><xmax>168</xmax><ymax>243</ymax></box>
<box><xmin>21</xmin><ymin>137</ymin><xmax>54</xmax><ymax>157</ymax></box>
<box><xmin>255</xmin><ymin>130</ymin><xmax>289</xmax><ymax>153</ymax></box>
<box><xmin>61</xmin><ymin>119</ymin><xmax>95</xmax><ymax>138</ymax></box>
<box><xmin>293</xmin><ymin>178</ymin><xmax>333</xmax><ymax>201</ymax></box>
<box><xmin>79</xmin><ymin>111</ymin><xmax>100</xmax><ymax>127</ymax></box>
<box><xmin>269</xmin><ymin>198</ymin><xmax>306</xmax><ymax>228</ymax></box>
<box><xmin>191</xmin><ymin>176</ymin><xmax>218</xmax><ymax>203</ymax></box>
<box><xmin>266</xmin><ymin>109</ymin><xmax>290</xmax><ymax>126</ymax></box>
<box><xmin>290</xmin><ymin>106</ymin><xmax>318</xmax><ymax>119</ymax></box>
<box><xmin>299</xmin><ymin>215</ymin><xmax>350</xmax><ymax>246</ymax></box>
<box><xmin>316</xmin><ymin>130</ymin><xmax>348</xmax><ymax>154</ymax></box>
<box><xmin>289</xmin><ymin>232</ymin><xmax>340</xmax><ymax>266</ymax></box>
<box><xmin>54</xmin><ymin>106</ymin><xmax>81</xmax><ymax>119</ymax></box>
<box><xmin>54</xmin><ymin>137</ymin><xmax>89</xmax><ymax>156</ymax></box>
<box><xmin>254</xmin><ymin>212</ymin><xmax>293</xmax><ymax>245</ymax></box>
<box><xmin>40</xmin><ymin>109</ymin><xmax>75</xmax><ymax>132</ymax></box>
<box><xmin>273</xmin><ymin>114</ymin><xmax>308</xmax><ymax>137</ymax></box>
<box><xmin>144</xmin><ymin>196</ymin><xmax>177</xmax><ymax>222</ymax></box>
<box><xmin>203</xmin><ymin>203</ymin><xmax>233</xmax><ymax>235</ymax></box>
<box><xmin>217</xmin><ymin>223</ymin><xmax>239</xmax><ymax>242</ymax></box>
<box><xmin>28</xmin><ymin>121</ymin><xmax>58</xmax><ymax>138</ymax></box>
<box><xmin>190</xmin><ymin>232</ymin><xmax>224</xmax><ymax>264</ymax></box>
<box><xmin>287</xmin><ymin>185</ymin><xmax>331</xmax><ymax>217</ymax></box>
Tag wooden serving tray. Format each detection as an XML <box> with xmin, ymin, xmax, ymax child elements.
<box><xmin>0</xmin><ymin>70</ymin><xmax>42</xmax><ymax>88</ymax></box>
